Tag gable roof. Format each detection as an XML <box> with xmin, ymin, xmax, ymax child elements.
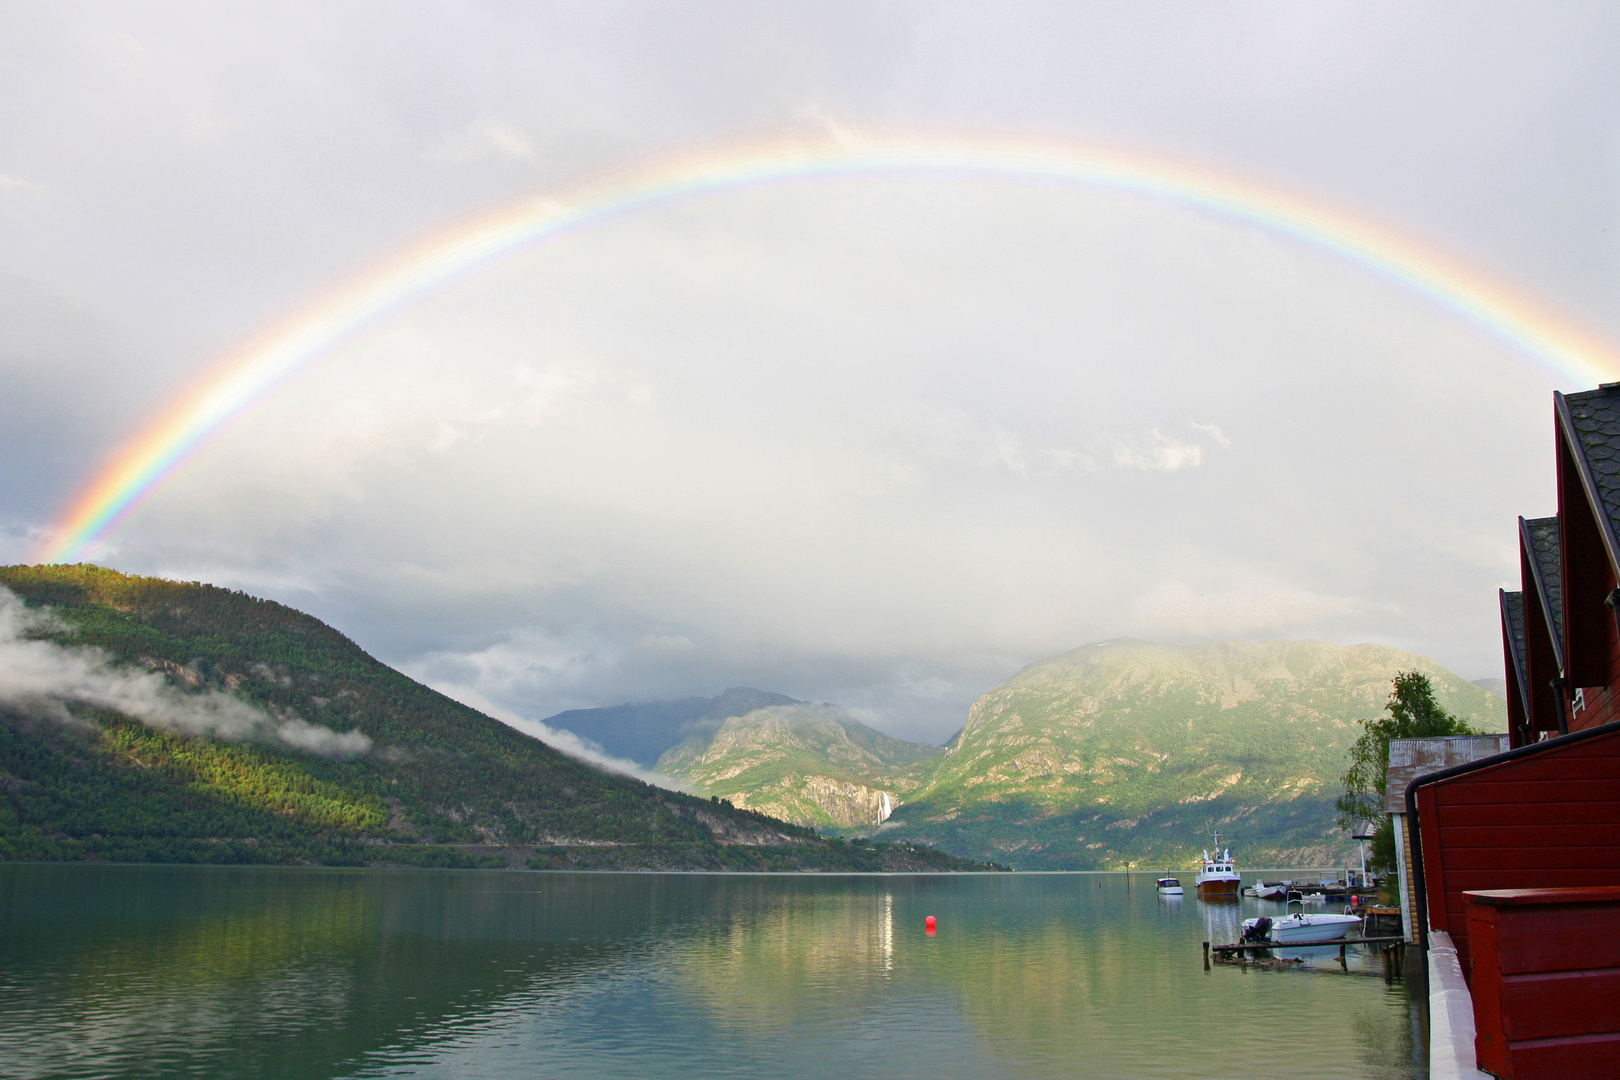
<box><xmin>1555</xmin><ymin>387</ymin><xmax>1620</xmax><ymax>577</ymax></box>
<box><xmin>1500</xmin><ymin>588</ymin><xmax>1531</xmax><ymax>725</ymax></box>
<box><xmin>1519</xmin><ymin>515</ymin><xmax>1565</xmax><ymax>667</ymax></box>
<box><xmin>1386</xmin><ymin>734</ymin><xmax>1511</xmax><ymax>815</ymax></box>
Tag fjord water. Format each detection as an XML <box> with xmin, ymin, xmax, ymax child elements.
<box><xmin>0</xmin><ymin>866</ymin><xmax>1421</xmax><ymax>1079</ymax></box>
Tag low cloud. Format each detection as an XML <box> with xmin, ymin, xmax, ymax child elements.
<box><xmin>429</xmin><ymin>117</ymin><xmax>543</xmax><ymax>169</ymax></box>
<box><xmin>1131</xmin><ymin>577</ymin><xmax>1364</xmax><ymax>638</ymax></box>
<box><xmin>508</xmin><ymin>715</ymin><xmax>689</xmax><ymax>791</ymax></box>
<box><xmin>0</xmin><ymin>587</ymin><xmax>371</xmax><ymax>757</ymax></box>
<box><xmin>899</xmin><ymin>411</ymin><xmax>1225</xmax><ymax>478</ymax></box>
<box><xmin>1104</xmin><ymin>431</ymin><xmax>1203</xmax><ymax>472</ymax></box>
<box><xmin>399</xmin><ymin>659</ymin><xmax>688</xmax><ymax>787</ymax></box>
<box><xmin>899</xmin><ymin>416</ymin><xmax>1223</xmax><ymax>480</ymax></box>
<box><xmin>1189</xmin><ymin>421</ymin><xmax>1233</xmax><ymax>449</ymax></box>
<box><xmin>0</xmin><ymin>173</ymin><xmax>45</xmax><ymax>193</ymax></box>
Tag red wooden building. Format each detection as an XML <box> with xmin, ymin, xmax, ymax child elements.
<box><xmin>1408</xmin><ymin>723</ymin><xmax>1620</xmax><ymax>1076</ymax></box>
<box><xmin>1409</xmin><ymin>721</ymin><xmax>1620</xmax><ymax>970</ymax></box>
<box><xmin>1412</xmin><ymin>386</ymin><xmax>1620</xmax><ymax>1076</ymax></box>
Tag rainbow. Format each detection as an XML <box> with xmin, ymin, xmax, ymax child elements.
<box><xmin>36</xmin><ymin>126</ymin><xmax>1620</xmax><ymax>564</ymax></box>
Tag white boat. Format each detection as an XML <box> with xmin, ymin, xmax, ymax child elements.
<box><xmin>1193</xmin><ymin>834</ymin><xmax>1241</xmax><ymax>899</ymax></box>
<box><xmin>1155</xmin><ymin>877</ymin><xmax>1184</xmax><ymax>895</ymax></box>
<box><xmin>1253</xmin><ymin>881</ymin><xmax>1289</xmax><ymax>901</ymax></box>
<box><xmin>1242</xmin><ymin>901</ymin><xmax>1361</xmax><ymax>945</ymax></box>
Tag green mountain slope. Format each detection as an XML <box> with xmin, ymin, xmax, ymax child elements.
<box><xmin>0</xmin><ymin>565</ymin><xmax>989</xmax><ymax>873</ymax></box>
<box><xmin>656</xmin><ymin>703</ymin><xmax>946</xmax><ymax>829</ymax></box>
<box><xmin>883</xmin><ymin>639</ymin><xmax>1506</xmax><ymax>869</ymax></box>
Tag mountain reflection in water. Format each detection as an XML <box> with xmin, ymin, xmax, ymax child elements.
<box><xmin>0</xmin><ymin>865</ymin><xmax>1422</xmax><ymax>1079</ymax></box>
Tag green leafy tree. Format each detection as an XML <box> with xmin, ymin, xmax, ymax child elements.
<box><xmin>1336</xmin><ymin>671</ymin><xmax>1477</xmax><ymax>872</ymax></box>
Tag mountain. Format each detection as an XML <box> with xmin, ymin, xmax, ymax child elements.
<box><xmin>0</xmin><ymin>565</ymin><xmax>991</xmax><ymax>873</ymax></box>
<box><xmin>1471</xmin><ymin>677</ymin><xmax>1508</xmax><ymax>699</ymax></box>
<box><xmin>655</xmin><ymin>703</ymin><xmax>946</xmax><ymax>829</ymax></box>
<box><xmin>544</xmin><ymin>687</ymin><xmax>801</xmax><ymax>767</ymax></box>
<box><xmin>881</xmin><ymin>639</ymin><xmax>1507</xmax><ymax>869</ymax></box>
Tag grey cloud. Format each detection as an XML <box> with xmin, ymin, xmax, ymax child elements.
<box><xmin>3</xmin><ymin>3</ymin><xmax>1606</xmax><ymax>743</ymax></box>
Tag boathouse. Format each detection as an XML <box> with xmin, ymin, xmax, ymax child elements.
<box><xmin>1406</xmin><ymin>385</ymin><xmax>1620</xmax><ymax>1078</ymax></box>
<box><xmin>1384</xmin><ymin>734</ymin><xmax>1508</xmax><ymax>943</ymax></box>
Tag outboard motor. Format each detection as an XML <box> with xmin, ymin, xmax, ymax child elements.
<box><xmin>1242</xmin><ymin>916</ymin><xmax>1273</xmax><ymax>943</ymax></box>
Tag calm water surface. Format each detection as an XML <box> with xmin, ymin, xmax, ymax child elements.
<box><xmin>0</xmin><ymin>865</ymin><xmax>1423</xmax><ymax>1079</ymax></box>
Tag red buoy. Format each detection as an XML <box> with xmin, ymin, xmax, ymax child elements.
<box><xmin>925</xmin><ymin>915</ymin><xmax>937</xmax><ymax>933</ymax></box>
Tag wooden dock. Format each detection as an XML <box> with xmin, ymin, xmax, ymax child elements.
<box><xmin>1203</xmin><ymin>936</ymin><xmax>1408</xmax><ymax>978</ymax></box>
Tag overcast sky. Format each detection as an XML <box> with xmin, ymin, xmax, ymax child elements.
<box><xmin>4</xmin><ymin>2</ymin><xmax>1619</xmax><ymax>744</ymax></box>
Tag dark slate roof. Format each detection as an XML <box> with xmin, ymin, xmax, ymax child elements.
<box><xmin>1500</xmin><ymin>589</ymin><xmax>1530</xmax><ymax>720</ymax></box>
<box><xmin>1558</xmin><ymin>386</ymin><xmax>1620</xmax><ymax>568</ymax></box>
<box><xmin>1502</xmin><ymin>590</ymin><xmax>1527</xmax><ymax>670</ymax></box>
<box><xmin>1520</xmin><ymin>515</ymin><xmax>1565</xmax><ymax>665</ymax></box>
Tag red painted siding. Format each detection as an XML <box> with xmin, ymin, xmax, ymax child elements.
<box><xmin>1576</xmin><ymin>680</ymin><xmax>1620</xmax><ymax>732</ymax></box>
<box><xmin>1466</xmin><ymin>888</ymin><xmax>1620</xmax><ymax>1079</ymax></box>
<box><xmin>1574</xmin><ymin>557</ymin><xmax>1620</xmax><ymax>731</ymax></box>
<box><xmin>1416</xmin><ymin>724</ymin><xmax>1620</xmax><ymax>974</ymax></box>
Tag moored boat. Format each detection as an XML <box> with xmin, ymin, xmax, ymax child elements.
<box><xmin>1193</xmin><ymin>836</ymin><xmax>1241</xmax><ymax>899</ymax></box>
<box><xmin>1253</xmin><ymin>881</ymin><xmax>1289</xmax><ymax>900</ymax></box>
<box><xmin>1242</xmin><ymin>900</ymin><xmax>1361</xmax><ymax>944</ymax></box>
<box><xmin>1155</xmin><ymin>877</ymin><xmax>1184</xmax><ymax>895</ymax></box>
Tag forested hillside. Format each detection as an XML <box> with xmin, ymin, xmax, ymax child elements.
<box><xmin>881</xmin><ymin>639</ymin><xmax>1506</xmax><ymax>869</ymax></box>
<box><xmin>0</xmin><ymin>565</ymin><xmax>990</xmax><ymax>873</ymax></box>
<box><xmin>655</xmin><ymin>703</ymin><xmax>945</xmax><ymax>829</ymax></box>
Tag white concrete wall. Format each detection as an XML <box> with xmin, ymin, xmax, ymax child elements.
<box><xmin>1427</xmin><ymin>930</ymin><xmax>1490</xmax><ymax>1080</ymax></box>
<box><xmin>1393</xmin><ymin>813</ymin><xmax>1414</xmax><ymax>942</ymax></box>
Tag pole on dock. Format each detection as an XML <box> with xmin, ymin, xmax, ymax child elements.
<box><xmin>1338</xmin><ymin>943</ymin><xmax>1347</xmax><ymax>970</ymax></box>
<box><xmin>1202</xmin><ymin>941</ymin><xmax>1209</xmax><ymax>970</ymax></box>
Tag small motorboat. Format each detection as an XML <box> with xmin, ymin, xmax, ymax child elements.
<box><xmin>1155</xmin><ymin>877</ymin><xmax>1184</xmax><ymax>895</ymax></box>
<box><xmin>1253</xmin><ymin>881</ymin><xmax>1289</xmax><ymax>901</ymax></box>
<box><xmin>1242</xmin><ymin>900</ymin><xmax>1360</xmax><ymax>944</ymax></box>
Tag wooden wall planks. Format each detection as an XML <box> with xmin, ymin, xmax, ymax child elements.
<box><xmin>1416</xmin><ymin>724</ymin><xmax>1620</xmax><ymax>975</ymax></box>
<box><xmin>1467</xmin><ymin>888</ymin><xmax>1620</xmax><ymax>1079</ymax></box>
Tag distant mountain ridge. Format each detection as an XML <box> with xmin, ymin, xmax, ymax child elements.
<box><xmin>543</xmin><ymin>688</ymin><xmax>801</xmax><ymax>767</ymax></box>
<box><xmin>606</xmin><ymin>638</ymin><xmax>1508</xmax><ymax>870</ymax></box>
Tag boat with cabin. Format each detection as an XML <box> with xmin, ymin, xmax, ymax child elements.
<box><xmin>1155</xmin><ymin>877</ymin><xmax>1184</xmax><ymax>896</ymax></box>
<box><xmin>1193</xmin><ymin>834</ymin><xmax>1241</xmax><ymax>899</ymax></box>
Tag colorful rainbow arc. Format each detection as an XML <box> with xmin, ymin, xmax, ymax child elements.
<box><xmin>36</xmin><ymin>129</ymin><xmax>1620</xmax><ymax>564</ymax></box>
